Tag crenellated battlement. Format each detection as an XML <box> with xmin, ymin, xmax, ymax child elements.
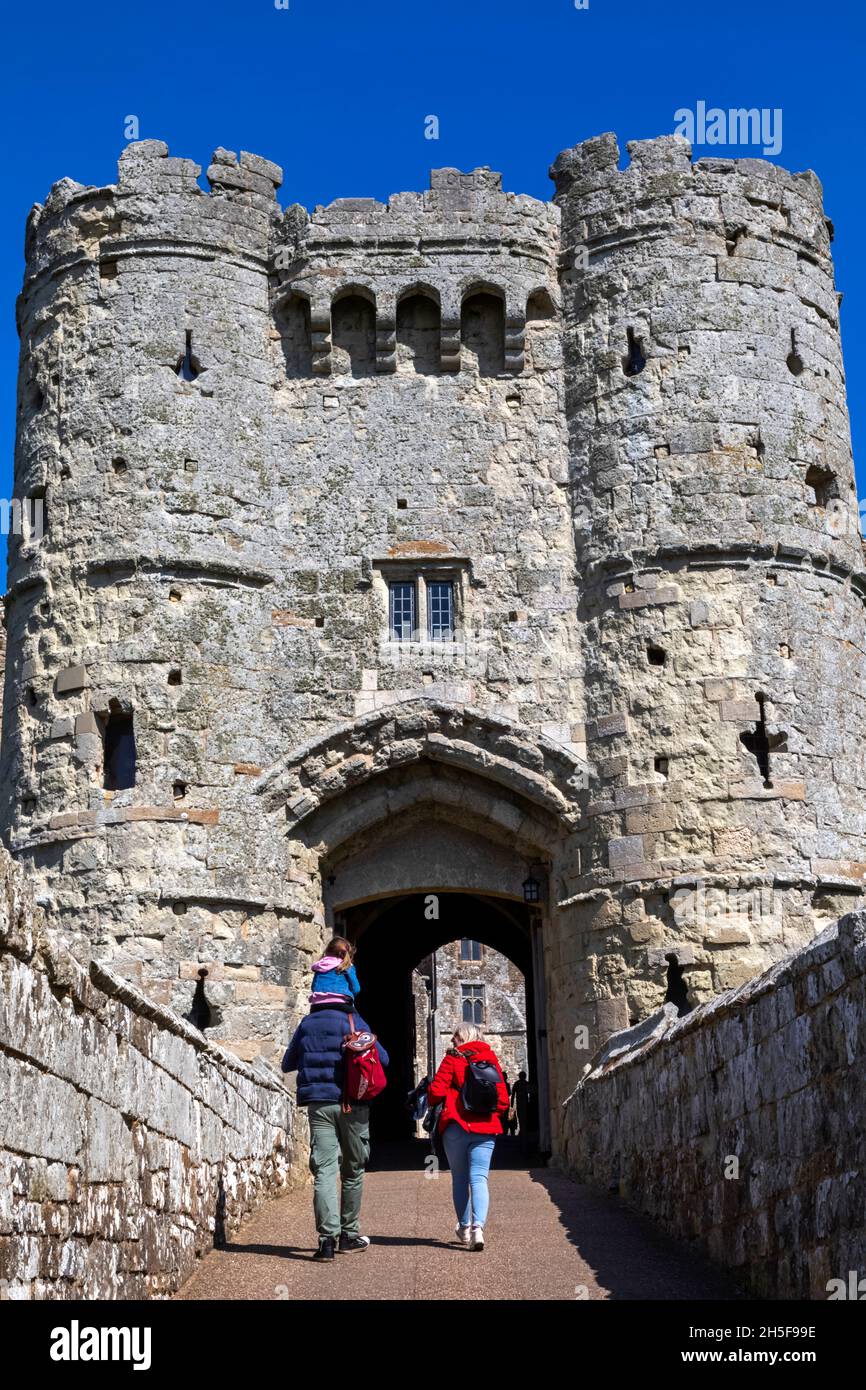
<box><xmin>551</xmin><ymin>132</ymin><xmax>834</xmax><ymax>291</ymax></box>
<box><xmin>20</xmin><ymin>142</ymin><xmax>560</xmax><ymax>381</ymax></box>
<box><xmin>276</xmin><ymin>166</ymin><xmax>558</xmax><ymax>376</ymax></box>
<box><xmin>20</xmin><ymin>141</ymin><xmax>284</xmax><ymax>310</ymax></box>
<box><xmin>551</xmin><ymin>130</ymin><xmax>826</xmax><ymax>212</ymax></box>
<box><xmin>20</xmin><ymin>134</ymin><xmax>837</xmax><ymax>386</ymax></box>
<box><xmin>22</xmin><ymin>133</ymin><xmax>832</xmax><ymax>286</ymax></box>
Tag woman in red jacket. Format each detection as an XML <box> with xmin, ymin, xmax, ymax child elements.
<box><xmin>427</xmin><ymin>1024</ymin><xmax>510</xmax><ymax>1251</ymax></box>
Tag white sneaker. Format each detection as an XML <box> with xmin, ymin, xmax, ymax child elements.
<box><xmin>470</xmin><ymin>1224</ymin><xmax>485</xmax><ymax>1251</ymax></box>
<box><xmin>454</xmin><ymin>1222</ymin><xmax>471</xmax><ymax>1247</ymax></box>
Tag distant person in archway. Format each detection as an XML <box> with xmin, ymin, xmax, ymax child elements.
<box><xmin>500</xmin><ymin>1071</ymin><xmax>517</xmax><ymax>1138</ymax></box>
<box><xmin>282</xmin><ymin>997</ymin><xmax>389</xmax><ymax>1261</ymax></box>
<box><xmin>511</xmin><ymin>1070</ymin><xmax>530</xmax><ymax>1150</ymax></box>
<box><xmin>426</xmin><ymin>1024</ymin><xmax>509</xmax><ymax>1251</ymax></box>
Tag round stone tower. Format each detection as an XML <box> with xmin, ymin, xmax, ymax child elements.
<box><xmin>3</xmin><ymin>142</ymin><xmax>295</xmax><ymax>1044</ymax></box>
<box><xmin>550</xmin><ymin>132</ymin><xmax>866</xmax><ymax>1041</ymax></box>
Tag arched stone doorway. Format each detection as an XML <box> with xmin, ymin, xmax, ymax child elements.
<box><xmin>255</xmin><ymin>701</ymin><xmax>588</xmax><ymax>1154</ymax></box>
<box><xmin>334</xmin><ymin>890</ymin><xmax>547</xmax><ymax>1147</ymax></box>
<box><xmin>319</xmin><ymin>804</ymin><xmax>554</xmax><ymax>1148</ymax></box>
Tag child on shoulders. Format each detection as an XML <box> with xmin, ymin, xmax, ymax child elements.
<box><xmin>309</xmin><ymin>935</ymin><xmax>360</xmax><ymax>1006</ymax></box>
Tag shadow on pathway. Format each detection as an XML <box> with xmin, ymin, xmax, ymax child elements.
<box><xmin>175</xmin><ymin>1140</ymin><xmax>746</xmax><ymax>1302</ymax></box>
<box><xmin>528</xmin><ymin>1167</ymin><xmax>745</xmax><ymax>1301</ymax></box>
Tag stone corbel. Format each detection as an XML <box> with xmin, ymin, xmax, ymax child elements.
<box><xmin>309</xmin><ymin>298</ymin><xmax>332</xmax><ymax>376</ymax></box>
<box><xmin>504</xmin><ymin>292</ymin><xmax>526</xmax><ymax>374</ymax></box>
<box><xmin>376</xmin><ymin>292</ymin><xmax>397</xmax><ymax>374</ymax></box>
<box><xmin>440</xmin><ymin>289</ymin><xmax>461</xmax><ymax>373</ymax></box>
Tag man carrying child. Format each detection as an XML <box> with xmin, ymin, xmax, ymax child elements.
<box><xmin>281</xmin><ymin>936</ymin><xmax>389</xmax><ymax>1261</ymax></box>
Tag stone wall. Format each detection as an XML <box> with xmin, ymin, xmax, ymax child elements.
<box><xmin>560</xmin><ymin>910</ymin><xmax>866</xmax><ymax>1299</ymax></box>
<box><xmin>431</xmin><ymin>939</ymin><xmax>527</xmax><ymax>1078</ymax></box>
<box><xmin>0</xmin><ymin>851</ymin><xmax>295</xmax><ymax>1299</ymax></box>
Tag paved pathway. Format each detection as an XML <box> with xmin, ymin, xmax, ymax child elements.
<box><xmin>176</xmin><ymin>1142</ymin><xmax>744</xmax><ymax>1301</ymax></box>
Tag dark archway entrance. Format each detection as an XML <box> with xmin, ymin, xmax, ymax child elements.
<box><xmin>341</xmin><ymin>891</ymin><xmax>544</xmax><ymax>1147</ymax></box>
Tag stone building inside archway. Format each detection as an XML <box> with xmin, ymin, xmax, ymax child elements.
<box><xmin>420</xmin><ymin>935</ymin><xmax>528</xmax><ymax>1082</ymax></box>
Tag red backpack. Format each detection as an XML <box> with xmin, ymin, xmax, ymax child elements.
<box><xmin>341</xmin><ymin>1014</ymin><xmax>387</xmax><ymax>1112</ymax></box>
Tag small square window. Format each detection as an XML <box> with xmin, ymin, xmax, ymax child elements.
<box><xmin>460</xmin><ymin>938</ymin><xmax>483</xmax><ymax>961</ymax></box>
<box><xmin>389</xmin><ymin>581</ymin><xmax>416</xmax><ymax>641</ymax></box>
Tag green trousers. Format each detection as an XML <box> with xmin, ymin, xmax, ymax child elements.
<box><xmin>307</xmin><ymin>1102</ymin><xmax>371</xmax><ymax>1239</ymax></box>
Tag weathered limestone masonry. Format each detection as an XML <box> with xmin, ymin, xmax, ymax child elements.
<box><xmin>550</xmin><ymin>133</ymin><xmax>866</xmax><ymax>1112</ymax></box>
<box><xmin>1</xmin><ymin>141</ymin><xmax>579</xmax><ymax>1075</ymax></box>
<box><xmin>560</xmin><ymin>910</ymin><xmax>866</xmax><ymax>1300</ymax></box>
<box><xmin>3</xmin><ymin>131</ymin><xmax>865</xmax><ymax>1154</ymax></box>
<box><xmin>0</xmin><ymin>848</ymin><xmax>294</xmax><ymax>1298</ymax></box>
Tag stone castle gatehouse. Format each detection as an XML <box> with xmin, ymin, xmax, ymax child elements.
<box><xmin>4</xmin><ymin>132</ymin><xmax>865</xmax><ymax>1157</ymax></box>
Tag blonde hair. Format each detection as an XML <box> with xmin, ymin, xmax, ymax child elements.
<box><xmin>452</xmin><ymin>1023</ymin><xmax>484</xmax><ymax>1045</ymax></box>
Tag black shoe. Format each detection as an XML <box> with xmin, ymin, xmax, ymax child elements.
<box><xmin>338</xmin><ymin>1234</ymin><xmax>371</xmax><ymax>1253</ymax></box>
<box><xmin>313</xmin><ymin>1237</ymin><xmax>336</xmax><ymax>1261</ymax></box>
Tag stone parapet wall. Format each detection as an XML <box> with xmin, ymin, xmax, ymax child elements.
<box><xmin>0</xmin><ymin>851</ymin><xmax>295</xmax><ymax>1299</ymax></box>
<box><xmin>560</xmin><ymin>910</ymin><xmax>866</xmax><ymax>1298</ymax></box>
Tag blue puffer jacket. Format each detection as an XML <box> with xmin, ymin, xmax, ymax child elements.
<box><xmin>281</xmin><ymin>1003</ymin><xmax>389</xmax><ymax>1105</ymax></box>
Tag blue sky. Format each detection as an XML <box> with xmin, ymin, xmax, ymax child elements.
<box><xmin>1</xmin><ymin>0</ymin><xmax>864</xmax><ymax>584</ymax></box>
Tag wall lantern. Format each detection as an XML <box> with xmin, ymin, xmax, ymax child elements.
<box><xmin>522</xmin><ymin>872</ymin><xmax>541</xmax><ymax>904</ymax></box>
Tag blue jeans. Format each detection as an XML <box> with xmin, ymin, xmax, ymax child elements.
<box><xmin>442</xmin><ymin>1123</ymin><xmax>496</xmax><ymax>1228</ymax></box>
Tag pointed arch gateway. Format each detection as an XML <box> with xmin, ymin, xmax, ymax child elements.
<box><xmin>256</xmin><ymin>701</ymin><xmax>588</xmax><ymax>1150</ymax></box>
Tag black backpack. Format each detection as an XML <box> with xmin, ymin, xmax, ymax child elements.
<box><xmin>459</xmin><ymin>1051</ymin><xmax>500</xmax><ymax>1114</ymax></box>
